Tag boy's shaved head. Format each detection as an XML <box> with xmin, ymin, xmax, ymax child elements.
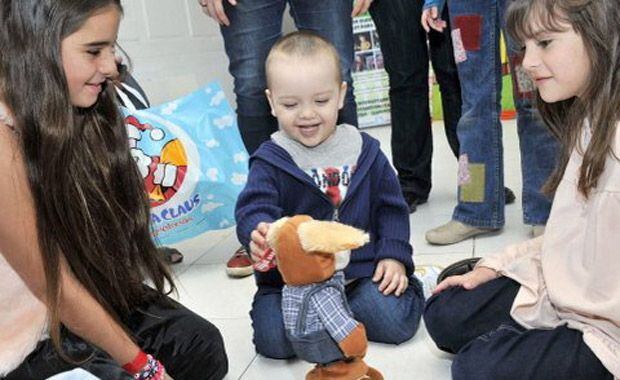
<box><xmin>265</xmin><ymin>30</ymin><xmax>343</xmax><ymax>88</ymax></box>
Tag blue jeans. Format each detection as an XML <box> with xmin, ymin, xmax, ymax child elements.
<box><xmin>220</xmin><ymin>0</ymin><xmax>358</xmax><ymax>155</ymax></box>
<box><xmin>424</xmin><ymin>277</ymin><xmax>612</xmax><ymax>379</ymax></box>
<box><xmin>447</xmin><ymin>0</ymin><xmax>559</xmax><ymax>228</ymax></box>
<box><xmin>370</xmin><ymin>0</ymin><xmax>461</xmax><ymax>199</ymax></box>
<box><xmin>250</xmin><ymin>276</ymin><xmax>424</xmax><ymax>359</ymax></box>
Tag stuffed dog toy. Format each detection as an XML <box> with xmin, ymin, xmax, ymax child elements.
<box><xmin>266</xmin><ymin>215</ymin><xmax>383</xmax><ymax>380</ymax></box>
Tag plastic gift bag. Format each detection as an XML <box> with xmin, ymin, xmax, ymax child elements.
<box><xmin>122</xmin><ymin>83</ymin><xmax>248</xmax><ymax>245</ymax></box>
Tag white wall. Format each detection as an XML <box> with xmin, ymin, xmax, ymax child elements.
<box><xmin>118</xmin><ymin>0</ymin><xmax>294</xmax><ymax>107</ymax></box>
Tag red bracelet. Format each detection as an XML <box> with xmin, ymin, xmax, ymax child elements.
<box><xmin>122</xmin><ymin>350</ymin><xmax>148</xmax><ymax>375</ymax></box>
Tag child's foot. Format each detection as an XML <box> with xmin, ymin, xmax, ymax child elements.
<box><xmin>225</xmin><ymin>246</ymin><xmax>254</xmax><ymax>278</ymax></box>
<box><xmin>425</xmin><ymin>220</ymin><xmax>500</xmax><ymax>245</ymax></box>
<box><xmin>414</xmin><ymin>265</ymin><xmax>444</xmax><ymax>298</ymax></box>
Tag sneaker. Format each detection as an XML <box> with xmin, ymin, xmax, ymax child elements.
<box><xmin>531</xmin><ymin>225</ymin><xmax>545</xmax><ymax>237</ymax></box>
<box><xmin>226</xmin><ymin>246</ymin><xmax>254</xmax><ymax>278</ymax></box>
<box><xmin>425</xmin><ymin>220</ymin><xmax>500</xmax><ymax>245</ymax></box>
<box><xmin>403</xmin><ymin>193</ymin><xmax>428</xmax><ymax>214</ymax></box>
<box><xmin>505</xmin><ymin>187</ymin><xmax>516</xmax><ymax>205</ymax></box>
<box><xmin>436</xmin><ymin>257</ymin><xmax>481</xmax><ymax>284</ymax></box>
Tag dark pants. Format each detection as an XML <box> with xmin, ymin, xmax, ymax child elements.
<box><xmin>424</xmin><ymin>277</ymin><xmax>613</xmax><ymax>380</ymax></box>
<box><xmin>5</xmin><ymin>296</ymin><xmax>228</xmax><ymax>380</ymax></box>
<box><xmin>369</xmin><ymin>0</ymin><xmax>461</xmax><ymax>199</ymax></box>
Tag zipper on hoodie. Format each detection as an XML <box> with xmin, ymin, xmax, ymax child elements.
<box><xmin>332</xmin><ymin>207</ymin><xmax>339</xmax><ymax>222</ymax></box>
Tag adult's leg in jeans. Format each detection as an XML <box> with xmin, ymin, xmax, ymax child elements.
<box><xmin>347</xmin><ymin>276</ymin><xmax>425</xmax><ymax>344</ymax></box>
<box><xmin>288</xmin><ymin>0</ymin><xmax>358</xmax><ymax>127</ymax></box>
<box><xmin>499</xmin><ymin>0</ymin><xmax>558</xmax><ymax>226</ymax></box>
<box><xmin>369</xmin><ymin>0</ymin><xmax>433</xmax><ymax>199</ymax></box>
<box><xmin>219</xmin><ymin>0</ymin><xmax>285</xmax><ymax>155</ymax></box>
<box><xmin>452</xmin><ymin>323</ymin><xmax>613</xmax><ymax>379</ymax></box>
<box><xmin>424</xmin><ymin>276</ymin><xmax>519</xmax><ymax>353</ymax></box>
<box><xmin>428</xmin><ymin>4</ymin><xmax>461</xmax><ymax>158</ymax></box>
<box><xmin>449</xmin><ymin>0</ymin><xmax>505</xmax><ymax>228</ymax></box>
<box><xmin>127</xmin><ymin>297</ymin><xmax>229</xmax><ymax>380</ymax></box>
<box><xmin>249</xmin><ymin>285</ymin><xmax>295</xmax><ymax>359</ymax></box>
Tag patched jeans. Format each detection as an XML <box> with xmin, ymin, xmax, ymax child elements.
<box><xmin>219</xmin><ymin>0</ymin><xmax>358</xmax><ymax>155</ymax></box>
<box><xmin>447</xmin><ymin>0</ymin><xmax>559</xmax><ymax>228</ymax></box>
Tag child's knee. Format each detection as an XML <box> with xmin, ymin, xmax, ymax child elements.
<box><xmin>252</xmin><ymin>329</ymin><xmax>295</xmax><ymax>359</ymax></box>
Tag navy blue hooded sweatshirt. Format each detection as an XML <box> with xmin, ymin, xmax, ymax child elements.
<box><xmin>235</xmin><ymin>132</ymin><xmax>414</xmax><ymax>287</ymax></box>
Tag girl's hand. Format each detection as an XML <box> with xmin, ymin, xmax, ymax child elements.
<box><xmin>249</xmin><ymin>222</ymin><xmax>270</xmax><ymax>262</ymax></box>
<box><xmin>433</xmin><ymin>267</ymin><xmax>499</xmax><ymax>295</ymax></box>
<box><xmin>164</xmin><ymin>374</ymin><xmax>175</xmax><ymax>380</ymax></box>
<box><xmin>421</xmin><ymin>6</ymin><xmax>447</xmax><ymax>33</ymax></box>
<box><xmin>373</xmin><ymin>259</ymin><xmax>408</xmax><ymax>297</ymax></box>
<box><xmin>198</xmin><ymin>0</ymin><xmax>237</xmax><ymax>26</ymax></box>
<box><xmin>352</xmin><ymin>0</ymin><xmax>374</xmax><ymax>17</ymax></box>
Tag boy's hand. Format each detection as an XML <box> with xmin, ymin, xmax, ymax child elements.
<box><xmin>433</xmin><ymin>267</ymin><xmax>499</xmax><ymax>295</ymax></box>
<box><xmin>198</xmin><ymin>0</ymin><xmax>237</xmax><ymax>26</ymax></box>
<box><xmin>352</xmin><ymin>0</ymin><xmax>374</xmax><ymax>17</ymax></box>
<box><xmin>373</xmin><ymin>259</ymin><xmax>408</xmax><ymax>297</ymax></box>
<box><xmin>249</xmin><ymin>222</ymin><xmax>271</xmax><ymax>262</ymax></box>
<box><xmin>421</xmin><ymin>6</ymin><xmax>447</xmax><ymax>33</ymax></box>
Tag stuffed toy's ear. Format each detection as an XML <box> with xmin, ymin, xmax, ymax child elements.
<box><xmin>266</xmin><ymin>217</ymin><xmax>290</xmax><ymax>249</ymax></box>
<box><xmin>298</xmin><ymin>221</ymin><xmax>369</xmax><ymax>254</ymax></box>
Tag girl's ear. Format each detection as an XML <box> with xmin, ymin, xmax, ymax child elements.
<box><xmin>338</xmin><ymin>81</ymin><xmax>347</xmax><ymax>110</ymax></box>
<box><xmin>265</xmin><ymin>89</ymin><xmax>277</xmax><ymax>117</ymax></box>
<box><xmin>298</xmin><ymin>220</ymin><xmax>369</xmax><ymax>253</ymax></box>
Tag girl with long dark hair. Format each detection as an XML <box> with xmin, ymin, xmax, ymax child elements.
<box><xmin>0</xmin><ymin>1</ymin><xmax>227</xmax><ymax>378</ymax></box>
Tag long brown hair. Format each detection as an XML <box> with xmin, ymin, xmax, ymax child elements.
<box><xmin>0</xmin><ymin>0</ymin><xmax>174</xmax><ymax>352</ymax></box>
<box><xmin>506</xmin><ymin>0</ymin><xmax>620</xmax><ymax>197</ymax></box>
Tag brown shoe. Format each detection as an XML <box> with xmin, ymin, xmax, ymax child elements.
<box><xmin>226</xmin><ymin>246</ymin><xmax>254</xmax><ymax>278</ymax></box>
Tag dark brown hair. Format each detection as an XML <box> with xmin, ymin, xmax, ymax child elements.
<box><xmin>507</xmin><ymin>0</ymin><xmax>620</xmax><ymax>197</ymax></box>
<box><xmin>0</xmin><ymin>0</ymin><xmax>174</xmax><ymax>354</ymax></box>
<box><xmin>265</xmin><ymin>30</ymin><xmax>343</xmax><ymax>87</ymax></box>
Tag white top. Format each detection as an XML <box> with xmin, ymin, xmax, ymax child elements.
<box><xmin>0</xmin><ymin>102</ymin><xmax>48</xmax><ymax>375</ymax></box>
<box><xmin>478</xmin><ymin>123</ymin><xmax>620</xmax><ymax>378</ymax></box>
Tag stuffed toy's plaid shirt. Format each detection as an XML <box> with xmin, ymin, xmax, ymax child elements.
<box><xmin>282</xmin><ymin>271</ymin><xmax>358</xmax><ymax>343</ymax></box>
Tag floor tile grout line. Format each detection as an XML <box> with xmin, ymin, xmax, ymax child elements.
<box><xmin>237</xmin><ymin>353</ymin><xmax>259</xmax><ymax>379</ymax></box>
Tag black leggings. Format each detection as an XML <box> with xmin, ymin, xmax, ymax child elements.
<box><xmin>5</xmin><ymin>295</ymin><xmax>228</xmax><ymax>380</ymax></box>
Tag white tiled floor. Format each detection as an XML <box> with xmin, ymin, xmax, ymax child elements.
<box><xmin>169</xmin><ymin>120</ymin><xmax>534</xmax><ymax>379</ymax></box>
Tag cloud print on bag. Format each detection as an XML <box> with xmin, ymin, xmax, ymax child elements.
<box><xmin>202</xmin><ymin>202</ymin><xmax>224</xmax><ymax>213</ymax></box>
<box><xmin>161</xmin><ymin>100</ymin><xmax>180</xmax><ymax>115</ymax></box>
<box><xmin>210</xmin><ymin>91</ymin><xmax>226</xmax><ymax>106</ymax></box>
<box><xmin>219</xmin><ymin>219</ymin><xmax>231</xmax><ymax>228</ymax></box>
<box><xmin>233</xmin><ymin>152</ymin><xmax>248</xmax><ymax>164</ymax></box>
<box><xmin>231</xmin><ymin>172</ymin><xmax>247</xmax><ymax>186</ymax></box>
<box><xmin>213</xmin><ymin>114</ymin><xmax>234</xmax><ymax>129</ymax></box>
<box><xmin>206</xmin><ymin>168</ymin><xmax>219</xmax><ymax>181</ymax></box>
<box><xmin>206</xmin><ymin>139</ymin><xmax>220</xmax><ymax>148</ymax></box>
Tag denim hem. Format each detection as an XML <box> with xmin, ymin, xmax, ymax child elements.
<box><xmin>451</xmin><ymin>212</ymin><xmax>504</xmax><ymax>229</ymax></box>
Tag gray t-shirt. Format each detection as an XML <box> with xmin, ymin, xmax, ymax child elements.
<box><xmin>272</xmin><ymin>124</ymin><xmax>362</xmax><ymax>206</ymax></box>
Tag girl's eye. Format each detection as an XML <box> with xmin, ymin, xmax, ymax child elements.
<box><xmin>283</xmin><ymin>103</ymin><xmax>297</xmax><ymax>109</ymax></box>
<box><xmin>537</xmin><ymin>39</ymin><xmax>552</xmax><ymax>48</ymax></box>
<box><xmin>87</xmin><ymin>50</ymin><xmax>101</xmax><ymax>56</ymax></box>
<box><xmin>315</xmin><ymin>99</ymin><xmax>329</xmax><ymax>105</ymax></box>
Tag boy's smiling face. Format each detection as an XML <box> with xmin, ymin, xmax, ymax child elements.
<box><xmin>266</xmin><ymin>53</ymin><xmax>346</xmax><ymax>148</ymax></box>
